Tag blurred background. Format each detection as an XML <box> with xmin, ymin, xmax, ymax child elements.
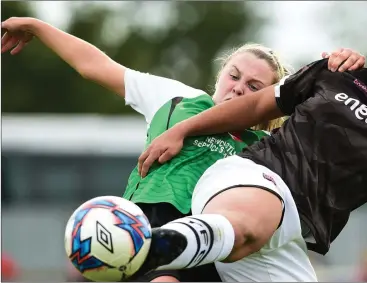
<box><xmin>1</xmin><ymin>1</ymin><xmax>367</xmax><ymax>282</ymax></box>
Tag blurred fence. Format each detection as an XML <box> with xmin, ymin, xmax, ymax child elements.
<box><xmin>2</xmin><ymin>114</ymin><xmax>367</xmax><ymax>281</ymax></box>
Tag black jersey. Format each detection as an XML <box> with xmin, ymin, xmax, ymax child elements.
<box><xmin>240</xmin><ymin>59</ymin><xmax>367</xmax><ymax>255</ymax></box>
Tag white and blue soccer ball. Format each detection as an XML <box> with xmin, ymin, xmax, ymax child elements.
<box><xmin>64</xmin><ymin>196</ymin><xmax>152</xmax><ymax>282</ymax></box>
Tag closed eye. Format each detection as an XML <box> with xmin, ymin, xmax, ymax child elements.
<box><xmin>230</xmin><ymin>74</ymin><xmax>239</xmax><ymax>81</ymax></box>
<box><xmin>248</xmin><ymin>83</ymin><xmax>259</xmax><ymax>92</ymax></box>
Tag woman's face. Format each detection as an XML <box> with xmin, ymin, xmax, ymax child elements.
<box><xmin>213</xmin><ymin>52</ymin><xmax>275</xmax><ymax>104</ymax></box>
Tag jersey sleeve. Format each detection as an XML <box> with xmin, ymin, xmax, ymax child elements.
<box><xmin>274</xmin><ymin>59</ymin><xmax>328</xmax><ymax>115</ymax></box>
<box><xmin>124</xmin><ymin>68</ymin><xmax>206</xmax><ymax>124</ymax></box>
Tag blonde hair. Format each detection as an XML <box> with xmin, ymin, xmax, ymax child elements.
<box><xmin>215</xmin><ymin>43</ymin><xmax>293</xmax><ymax>132</ymax></box>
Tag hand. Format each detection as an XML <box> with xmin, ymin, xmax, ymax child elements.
<box><xmin>1</xmin><ymin>17</ymin><xmax>36</xmax><ymax>55</ymax></box>
<box><xmin>138</xmin><ymin>126</ymin><xmax>186</xmax><ymax>178</ymax></box>
<box><xmin>322</xmin><ymin>48</ymin><xmax>365</xmax><ymax>72</ymax></box>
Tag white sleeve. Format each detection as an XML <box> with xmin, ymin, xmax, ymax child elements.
<box><xmin>124</xmin><ymin>68</ymin><xmax>206</xmax><ymax>124</ymax></box>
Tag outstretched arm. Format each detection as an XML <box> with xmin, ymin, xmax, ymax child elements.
<box><xmin>137</xmin><ymin>83</ymin><xmax>283</xmax><ymax>177</ymax></box>
<box><xmin>2</xmin><ymin>17</ymin><xmax>126</xmax><ymax>96</ymax></box>
<box><xmin>176</xmin><ymin>85</ymin><xmax>282</xmax><ymax>137</ymax></box>
<box><xmin>2</xmin><ymin>17</ymin><xmax>205</xmax><ymax>124</ymax></box>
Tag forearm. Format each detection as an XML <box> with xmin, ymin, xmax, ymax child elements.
<box><xmin>26</xmin><ymin>18</ymin><xmax>112</xmax><ymax>78</ymax></box>
<box><xmin>177</xmin><ymin>85</ymin><xmax>283</xmax><ymax>136</ymax></box>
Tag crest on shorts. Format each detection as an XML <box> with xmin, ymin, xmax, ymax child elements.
<box><xmin>262</xmin><ymin>173</ymin><xmax>277</xmax><ymax>186</ymax></box>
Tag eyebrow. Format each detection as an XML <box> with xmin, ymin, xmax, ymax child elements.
<box><xmin>231</xmin><ymin>65</ymin><xmax>265</xmax><ymax>87</ymax></box>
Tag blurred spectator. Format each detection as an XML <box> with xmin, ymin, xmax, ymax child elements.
<box><xmin>1</xmin><ymin>253</ymin><xmax>20</xmax><ymax>281</ymax></box>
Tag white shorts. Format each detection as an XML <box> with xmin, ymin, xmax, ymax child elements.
<box><xmin>192</xmin><ymin>155</ymin><xmax>285</xmax><ymax>215</ymax></box>
<box><xmin>191</xmin><ymin>155</ymin><xmax>318</xmax><ymax>282</ymax></box>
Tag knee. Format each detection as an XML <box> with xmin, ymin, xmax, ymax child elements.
<box><xmin>205</xmin><ymin>208</ymin><xmax>258</xmax><ymax>262</ymax></box>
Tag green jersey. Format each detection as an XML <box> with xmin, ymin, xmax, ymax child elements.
<box><xmin>123</xmin><ymin>69</ymin><xmax>268</xmax><ymax>214</ymax></box>
<box><xmin>123</xmin><ymin>70</ymin><xmax>267</xmax><ymax>214</ymax></box>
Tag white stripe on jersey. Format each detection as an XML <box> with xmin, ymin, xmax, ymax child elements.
<box><xmin>274</xmin><ymin>75</ymin><xmax>291</xmax><ymax>98</ymax></box>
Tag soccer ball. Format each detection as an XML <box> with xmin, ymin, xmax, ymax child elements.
<box><xmin>64</xmin><ymin>196</ymin><xmax>152</xmax><ymax>282</ymax></box>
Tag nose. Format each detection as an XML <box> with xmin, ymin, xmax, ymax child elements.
<box><xmin>232</xmin><ymin>85</ymin><xmax>244</xmax><ymax>97</ymax></box>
